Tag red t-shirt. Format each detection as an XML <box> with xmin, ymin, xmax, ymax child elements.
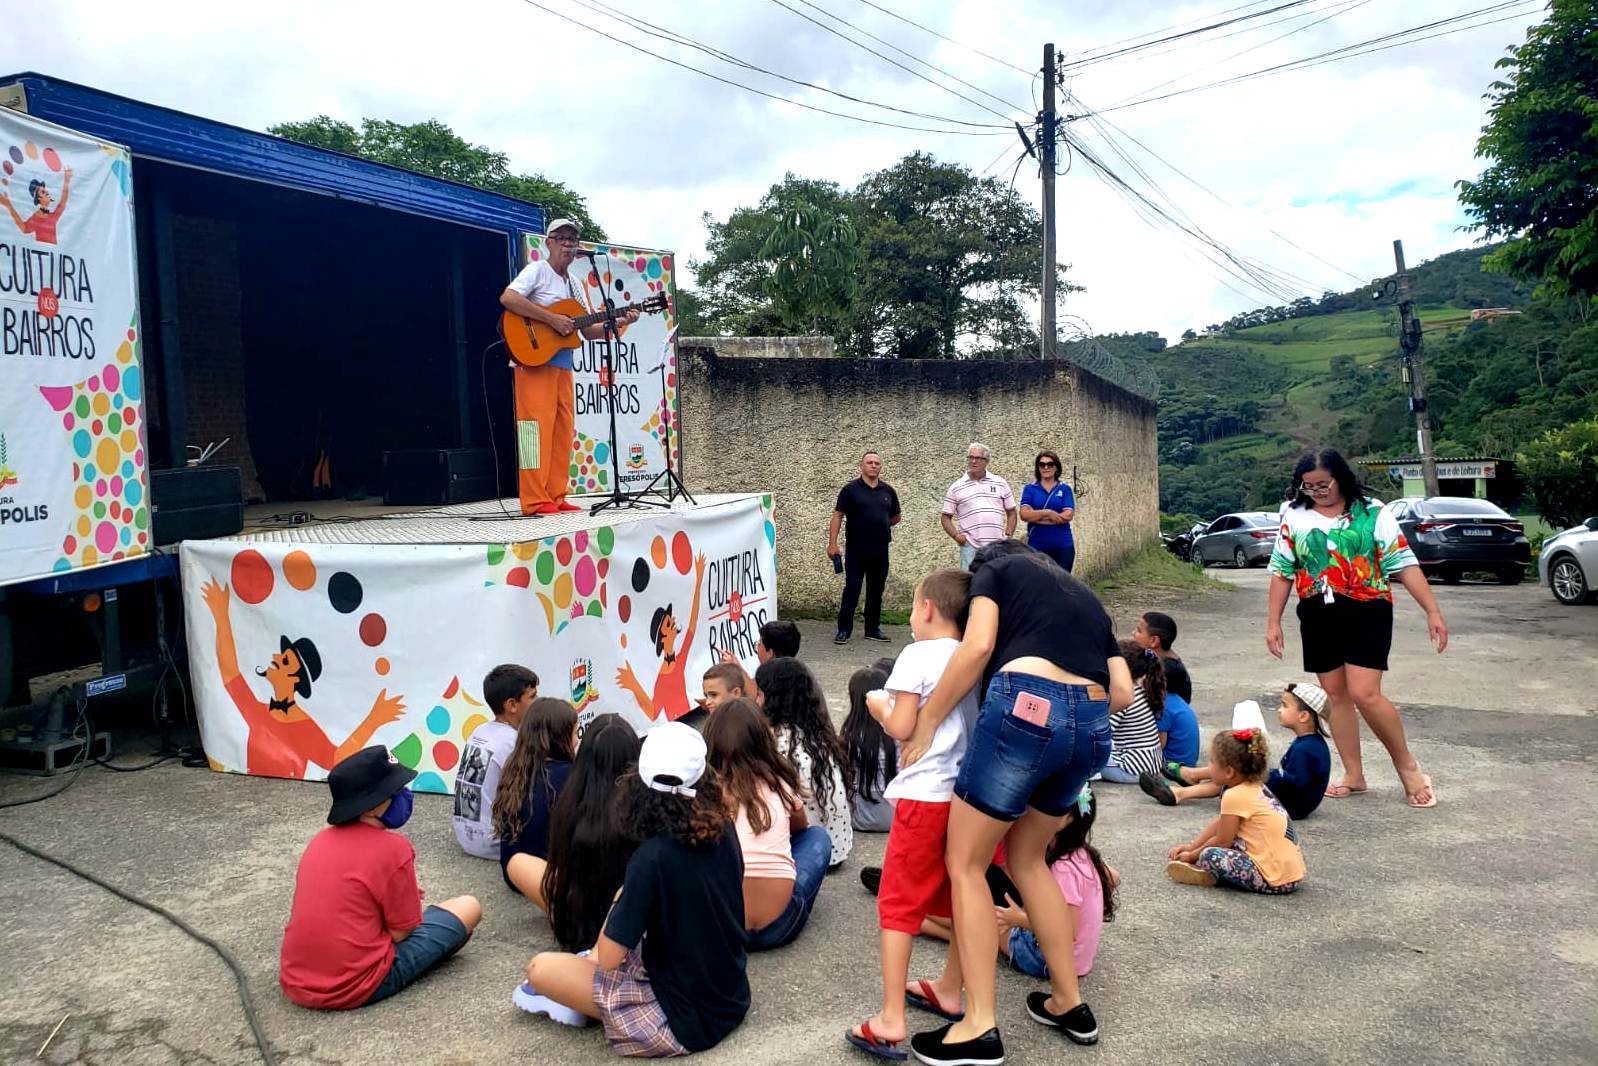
<box><xmin>279</xmin><ymin>823</ymin><xmax>423</xmax><ymax>1009</ymax></box>
<box><xmin>21</xmin><ymin>210</ymin><xmax>60</xmax><ymax>245</ymax></box>
<box><xmin>651</xmin><ymin>661</ymin><xmax>691</xmax><ymax>722</ymax></box>
<box><xmin>225</xmin><ymin>675</ymin><xmax>337</xmax><ymax>779</ymax></box>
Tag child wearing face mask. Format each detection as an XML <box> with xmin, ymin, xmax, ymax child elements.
<box><xmin>280</xmin><ymin>745</ymin><xmax>484</xmax><ymax>1009</ymax></box>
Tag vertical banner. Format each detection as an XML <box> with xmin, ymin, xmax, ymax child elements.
<box><xmin>520</xmin><ymin>234</ymin><xmax>680</xmax><ymax>495</ymax></box>
<box><xmin>180</xmin><ymin>494</ymin><xmax>778</xmax><ymax>793</ymax></box>
<box><xmin>0</xmin><ymin>109</ymin><xmax>146</xmax><ymax>585</ymax></box>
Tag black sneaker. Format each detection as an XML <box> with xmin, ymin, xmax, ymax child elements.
<box><xmin>860</xmin><ymin>866</ymin><xmax>882</xmax><ymax>895</ymax></box>
<box><xmin>835</xmin><ymin>631</ymin><xmax>851</xmax><ymax>644</ymax></box>
<box><xmin>866</xmin><ymin>630</ymin><xmax>891</xmax><ymax>642</ymax></box>
<box><xmin>1139</xmin><ymin>771</ymin><xmax>1176</xmax><ymax>806</ymax></box>
<box><xmin>1025</xmin><ymin>993</ymin><xmax>1098</xmax><ymax>1045</ymax></box>
<box><xmin>910</xmin><ymin>1024</ymin><xmax>1004</xmax><ymax>1066</ymax></box>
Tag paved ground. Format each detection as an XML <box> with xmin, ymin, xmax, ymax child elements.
<box><xmin>2</xmin><ymin>567</ymin><xmax>1595</xmax><ymax>1065</ymax></box>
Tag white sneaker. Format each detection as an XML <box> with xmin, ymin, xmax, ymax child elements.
<box><xmin>513</xmin><ymin>981</ymin><xmax>591</xmax><ymax>1027</ymax></box>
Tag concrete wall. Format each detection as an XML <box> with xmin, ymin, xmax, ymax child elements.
<box><xmin>680</xmin><ymin>336</ymin><xmax>835</xmax><ymax>360</ymax></box>
<box><xmin>678</xmin><ymin>346</ymin><xmax>1159</xmax><ymax>616</ymax></box>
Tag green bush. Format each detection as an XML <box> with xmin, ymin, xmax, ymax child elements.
<box><xmin>1517</xmin><ymin>419</ymin><xmax>1598</xmax><ymax>528</ymax></box>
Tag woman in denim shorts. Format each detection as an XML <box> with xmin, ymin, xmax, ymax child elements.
<box><xmin>899</xmin><ymin>542</ymin><xmax>1131</xmax><ymax>1065</ymax></box>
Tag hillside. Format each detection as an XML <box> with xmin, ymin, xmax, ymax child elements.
<box><xmin>1143</xmin><ymin>245</ymin><xmax>1596</xmax><ymax>518</ymax></box>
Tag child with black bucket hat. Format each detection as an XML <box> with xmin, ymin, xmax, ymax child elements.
<box><xmin>279</xmin><ymin>745</ymin><xmax>483</xmax><ymax>1010</ymax></box>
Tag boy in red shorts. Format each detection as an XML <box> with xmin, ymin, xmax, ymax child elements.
<box><xmin>846</xmin><ymin>568</ymin><xmax>979</xmax><ymax>1060</ymax></box>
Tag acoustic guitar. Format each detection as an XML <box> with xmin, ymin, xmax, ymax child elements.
<box><xmin>499</xmin><ymin>293</ymin><xmax>669</xmax><ymax>368</ymax></box>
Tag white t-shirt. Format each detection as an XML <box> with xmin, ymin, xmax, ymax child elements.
<box><xmin>505</xmin><ymin>260</ymin><xmax>587</xmax><ymax>371</ymax></box>
<box><xmin>775</xmin><ymin>727</ymin><xmax>854</xmax><ymax>866</ymax></box>
<box><xmin>451</xmin><ymin>719</ymin><xmax>517</xmax><ymax>859</ymax></box>
<box><xmin>884</xmin><ymin>636</ymin><xmax>979</xmax><ymax>803</ymax></box>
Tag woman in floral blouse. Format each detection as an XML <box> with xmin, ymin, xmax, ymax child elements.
<box><xmin>1265</xmin><ymin>447</ymin><xmax>1449</xmax><ymax>808</ymax></box>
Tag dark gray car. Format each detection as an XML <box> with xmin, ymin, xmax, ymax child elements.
<box><xmin>1192</xmin><ymin>511</ymin><xmax>1280</xmax><ymax>568</ymax></box>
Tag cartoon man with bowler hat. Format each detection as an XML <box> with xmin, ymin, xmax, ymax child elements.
<box><xmin>202</xmin><ymin>577</ymin><xmax>405</xmax><ymax>779</ymax></box>
<box><xmin>615</xmin><ymin>553</ymin><xmax>707</xmax><ymax>723</ymax></box>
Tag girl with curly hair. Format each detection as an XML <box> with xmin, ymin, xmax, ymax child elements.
<box><xmin>754</xmin><ymin>656</ymin><xmax>853</xmax><ymax>866</ymax></box>
<box><xmin>1166</xmin><ymin>727</ymin><xmax>1306</xmax><ymax>894</ymax></box>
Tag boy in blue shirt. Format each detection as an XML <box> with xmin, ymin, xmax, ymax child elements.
<box><xmin>1154</xmin><ymin>692</ymin><xmax>1201</xmax><ymax>769</ymax></box>
<box><xmin>1138</xmin><ymin>683</ymin><xmax>1331</xmax><ymax>821</ymax></box>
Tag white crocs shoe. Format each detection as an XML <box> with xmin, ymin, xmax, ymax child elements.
<box><xmin>513</xmin><ymin>981</ymin><xmax>591</xmax><ymax>1027</ymax></box>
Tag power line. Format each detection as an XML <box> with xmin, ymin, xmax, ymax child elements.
<box><xmin>513</xmin><ymin>0</ymin><xmax>1012</xmax><ymax>135</ymax></box>
<box><xmin>1060</xmin><ymin>0</ymin><xmax>1289</xmax><ymax>60</ymax></box>
<box><xmin>1057</xmin><ymin>0</ymin><xmax>1318</xmax><ymax>71</ymax></box>
<box><xmin>1090</xmin><ymin>1</ymin><xmax>1545</xmax><ymax>115</ymax></box>
<box><xmin>763</xmin><ymin>0</ymin><xmax>1025</xmax><ymax>124</ymax></box>
<box><xmin>559</xmin><ymin>0</ymin><xmax>1010</xmax><ymax>129</ymax></box>
<box><xmin>853</xmin><ymin>0</ymin><xmax>1035</xmax><ymax>75</ymax></box>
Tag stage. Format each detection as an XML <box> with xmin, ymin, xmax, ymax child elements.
<box><xmin>179</xmin><ymin>493</ymin><xmax>776</xmax><ymax>793</ymax></box>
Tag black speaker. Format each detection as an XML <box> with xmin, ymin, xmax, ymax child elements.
<box><xmin>383</xmin><ymin>448</ymin><xmax>497</xmax><ymax>507</ymax></box>
<box><xmin>150</xmin><ymin>466</ymin><xmax>244</xmax><ymax>545</ymax></box>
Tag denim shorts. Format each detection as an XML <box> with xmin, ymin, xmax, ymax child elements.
<box><xmin>365</xmin><ymin>906</ymin><xmax>471</xmax><ymax>1006</ymax></box>
<box><xmin>954</xmin><ymin>672</ymin><xmax>1112</xmax><ymax>821</ymax></box>
<box><xmin>1006</xmin><ymin>928</ymin><xmax>1049</xmax><ymax>979</ymax></box>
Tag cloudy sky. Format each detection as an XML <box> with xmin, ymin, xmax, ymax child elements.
<box><xmin>6</xmin><ymin>0</ymin><xmax>1547</xmax><ymax>340</ymax></box>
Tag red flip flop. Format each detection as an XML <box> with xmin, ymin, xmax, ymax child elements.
<box><xmin>846</xmin><ymin>1021</ymin><xmax>907</xmax><ymax>1061</ymax></box>
<box><xmin>906</xmin><ymin>980</ymin><xmax>964</xmax><ymax>1022</ymax></box>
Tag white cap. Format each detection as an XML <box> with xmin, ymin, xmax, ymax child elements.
<box><xmin>637</xmin><ymin>722</ymin><xmax>706</xmax><ymax>798</ymax></box>
<box><xmin>545</xmin><ymin>218</ymin><xmax>581</xmax><ymax>239</ymax></box>
<box><xmin>1231</xmin><ymin>699</ymin><xmax>1267</xmax><ymax>733</ymax></box>
<box><xmin>1286</xmin><ymin>681</ymin><xmax>1329</xmax><ymax>717</ymax></box>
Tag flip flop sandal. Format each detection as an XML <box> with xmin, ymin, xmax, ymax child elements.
<box><xmin>1324</xmin><ymin>783</ymin><xmax>1369</xmax><ymax>799</ymax></box>
<box><xmin>847</xmin><ymin>1021</ymin><xmax>908</xmax><ymax>1061</ymax></box>
<box><xmin>906</xmin><ymin>980</ymin><xmax>965</xmax><ymax>1022</ymax></box>
<box><xmin>1405</xmin><ymin>774</ymin><xmax>1437</xmax><ymax>809</ymax></box>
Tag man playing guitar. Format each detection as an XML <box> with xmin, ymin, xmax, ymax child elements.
<box><xmin>499</xmin><ymin>218</ymin><xmax>637</xmax><ymax>515</ymax></box>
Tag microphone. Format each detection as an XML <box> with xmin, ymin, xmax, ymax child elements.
<box><xmin>576</xmin><ymin>249</ymin><xmax>598</xmax><ymax>261</ymax></box>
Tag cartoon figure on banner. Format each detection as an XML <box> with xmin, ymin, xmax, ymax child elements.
<box><xmin>615</xmin><ymin>539</ymin><xmax>706</xmax><ymax>723</ymax></box>
<box><xmin>201</xmin><ymin>575</ymin><xmax>405</xmax><ymax>779</ymax></box>
<box><xmin>0</xmin><ymin>146</ymin><xmax>71</xmax><ymax>245</ymax></box>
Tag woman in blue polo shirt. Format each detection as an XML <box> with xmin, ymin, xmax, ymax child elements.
<box><xmin>1019</xmin><ymin>450</ymin><xmax>1076</xmax><ymax>571</ymax></box>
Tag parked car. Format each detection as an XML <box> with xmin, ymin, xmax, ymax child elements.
<box><xmin>1538</xmin><ymin>516</ymin><xmax>1598</xmax><ymax>605</ymax></box>
<box><xmin>1164</xmin><ymin>522</ymin><xmax>1207</xmax><ymax>563</ymax></box>
<box><xmin>1386</xmin><ymin>497</ymin><xmax>1531</xmax><ymax>584</ymax></box>
<box><xmin>1191</xmin><ymin>512</ymin><xmax>1280</xmax><ymax>568</ymax></box>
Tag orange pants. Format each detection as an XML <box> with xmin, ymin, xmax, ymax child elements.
<box><xmin>513</xmin><ymin>363</ymin><xmax>574</xmax><ymax>513</ymax></box>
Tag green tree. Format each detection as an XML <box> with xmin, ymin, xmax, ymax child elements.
<box><xmin>759</xmin><ymin>205</ymin><xmax>861</xmax><ymax>335</ymax></box>
<box><xmin>1517</xmin><ymin>418</ymin><xmax>1598</xmax><ymax>526</ymax></box>
<box><xmin>269</xmin><ymin>116</ymin><xmax>604</xmax><ymax>239</ymax></box>
<box><xmin>1457</xmin><ymin>0</ymin><xmax>1598</xmax><ymax>299</ymax></box>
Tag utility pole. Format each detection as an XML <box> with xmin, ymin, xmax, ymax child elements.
<box><xmin>1393</xmin><ymin>239</ymin><xmax>1441</xmax><ymax>497</ymax></box>
<box><xmin>1040</xmin><ymin>42</ymin><xmax>1057</xmax><ymax>360</ymax></box>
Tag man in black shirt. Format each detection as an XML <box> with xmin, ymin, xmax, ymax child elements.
<box><xmin>828</xmin><ymin>451</ymin><xmax>901</xmax><ymax>644</ymax></box>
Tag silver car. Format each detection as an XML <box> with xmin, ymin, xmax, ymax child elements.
<box><xmin>1539</xmin><ymin>516</ymin><xmax>1598</xmax><ymax>605</ymax></box>
<box><xmin>1192</xmin><ymin>511</ymin><xmax>1280</xmax><ymax>568</ymax></box>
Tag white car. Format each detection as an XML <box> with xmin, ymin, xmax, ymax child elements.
<box><xmin>1538</xmin><ymin>517</ymin><xmax>1598</xmax><ymax>605</ymax></box>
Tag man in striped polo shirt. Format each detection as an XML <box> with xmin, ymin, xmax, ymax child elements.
<box><xmin>941</xmin><ymin>442</ymin><xmax>1018</xmax><ymax>569</ymax></box>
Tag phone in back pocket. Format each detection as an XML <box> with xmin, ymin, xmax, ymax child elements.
<box><xmin>1011</xmin><ymin>692</ymin><xmax>1051</xmax><ymax>727</ymax></box>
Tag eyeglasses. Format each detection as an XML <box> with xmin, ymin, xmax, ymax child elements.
<box><xmin>966</xmin><ymin>455</ymin><xmax>988</xmax><ymax>462</ymax></box>
<box><xmin>1038</xmin><ymin>461</ymin><xmax>1058</xmax><ymax>469</ymax></box>
<box><xmin>549</xmin><ymin>234</ymin><xmax>580</xmax><ymax>245</ymax></box>
<box><xmin>1301</xmin><ymin>481</ymin><xmax>1335</xmax><ymax>495</ymax></box>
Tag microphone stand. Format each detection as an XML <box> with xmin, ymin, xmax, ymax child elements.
<box><xmin>583</xmin><ymin>250</ymin><xmax>665</xmax><ymax>515</ymax></box>
<box><xmin>636</xmin><ymin>330</ymin><xmax>694</xmax><ymax>505</ymax></box>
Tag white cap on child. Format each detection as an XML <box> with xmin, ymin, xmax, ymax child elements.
<box><xmin>1231</xmin><ymin>699</ymin><xmax>1267</xmax><ymax>733</ymax></box>
<box><xmin>638</xmin><ymin>721</ymin><xmax>706</xmax><ymax>798</ymax></box>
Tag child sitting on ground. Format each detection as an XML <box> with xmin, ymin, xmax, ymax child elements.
<box><xmin>681</xmin><ymin>662</ymin><xmax>748</xmax><ymax>732</ymax></box>
<box><xmin>1166</xmin><ymin>727</ymin><xmax>1306</xmax><ymax>894</ymax></box>
<box><xmin>756</xmin><ymin>656</ymin><xmax>855</xmax><ymax>866</ymax></box>
<box><xmin>453</xmin><ymin>664</ymin><xmax>538</xmax><ymax>859</ymax></box>
<box><xmin>994</xmin><ymin>784</ymin><xmax>1117</xmax><ymax>982</ymax></box>
<box><xmin>843</xmin><ymin>665</ymin><xmax>896</xmax><ymax>832</ymax></box>
<box><xmin>1132</xmin><ymin>611</ymin><xmax>1191</xmax><ymax>703</ymax></box>
<box><xmin>493</xmin><ymin>698</ymin><xmax>578</xmax><ymax>909</ymax></box>
<box><xmin>281</xmin><ymin>746</ymin><xmax>483</xmax><ymax>1009</ymax></box>
<box><xmin>1098</xmin><ymin>642</ymin><xmax>1165</xmax><ymax>783</ymax></box>
<box><xmin>1139</xmin><ymin>683</ymin><xmax>1331</xmax><ymax>821</ymax></box>
<box><xmin>523</xmin><ymin>723</ymin><xmax>750</xmax><ymax>1056</ymax></box>
<box><xmin>705</xmin><ymin>698</ymin><xmax>831</xmax><ymax>952</ymax></box>
<box><xmin>847</xmin><ymin>567</ymin><xmax>978</xmax><ymax>1060</ymax></box>
<box><xmin>1155</xmin><ymin>690</ymin><xmax>1200</xmax><ymax>770</ymax></box>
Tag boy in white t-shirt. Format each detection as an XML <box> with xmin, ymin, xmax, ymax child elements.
<box><xmin>846</xmin><ymin>568</ymin><xmax>979</xmax><ymax>1060</ymax></box>
<box><xmin>452</xmin><ymin>665</ymin><xmax>538</xmax><ymax>859</ymax></box>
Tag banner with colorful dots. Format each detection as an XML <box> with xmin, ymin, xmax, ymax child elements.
<box><xmin>0</xmin><ymin>108</ymin><xmax>145</xmax><ymax>586</ymax></box>
<box><xmin>179</xmin><ymin>494</ymin><xmax>777</xmax><ymax>793</ymax></box>
<box><xmin>521</xmin><ymin>234</ymin><xmax>680</xmax><ymax>495</ymax></box>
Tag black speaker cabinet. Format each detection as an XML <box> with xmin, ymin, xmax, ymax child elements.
<box><xmin>383</xmin><ymin>448</ymin><xmax>497</xmax><ymax>507</ymax></box>
<box><xmin>150</xmin><ymin>466</ymin><xmax>244</xmax><ymax>545</ymax></box>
